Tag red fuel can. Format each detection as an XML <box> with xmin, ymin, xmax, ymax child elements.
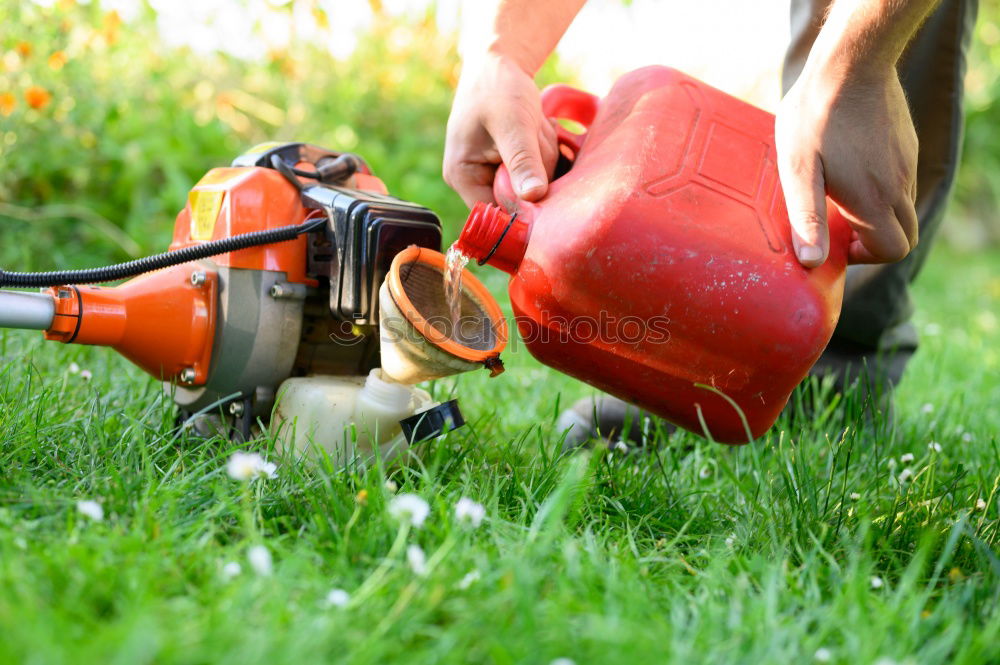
<box><xmin>456</xmin><ymin>66</ymin><xmax>851</xmax><ymax>443</ymax></box>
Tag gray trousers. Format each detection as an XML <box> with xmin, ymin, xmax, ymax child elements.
<box><xmin>785</xmin><ymin>0</ymin><xmax>978</xmax><ymax>388</ymax></box>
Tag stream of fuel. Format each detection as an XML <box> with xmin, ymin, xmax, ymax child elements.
<box><xmin>443</xmin><ymin>244</ymin><xmax>469</xmax><ymax>339</ymax></box>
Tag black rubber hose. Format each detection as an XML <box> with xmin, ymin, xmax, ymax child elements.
<box><xmin>0</xmin><ymin>217</ymin><xmax>326</xmax><ymax>288</ymax></box>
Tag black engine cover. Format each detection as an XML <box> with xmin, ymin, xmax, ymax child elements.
<box><xmin>303</xmin><ymin>186</ymin><xmax>442</xmax><ymax>324</ymax></box>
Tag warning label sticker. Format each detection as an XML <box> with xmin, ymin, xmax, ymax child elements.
<box><xmin>188</xmin><ymin>189</ymin><xmax>225</xmax><ymax>241</ymax></box>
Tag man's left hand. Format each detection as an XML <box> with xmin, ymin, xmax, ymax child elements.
<box><xmin>776</xmin><ymin>60</ymin><xmax>919</xmax><ymax>268</ymax></box>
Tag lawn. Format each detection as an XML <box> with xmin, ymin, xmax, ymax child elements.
<box><xmin>0</xmin><ymin>245</ymin><xmax>997</xmax><ymax>665</ymax></box>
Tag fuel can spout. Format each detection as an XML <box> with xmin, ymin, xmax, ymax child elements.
<box><xmin>455</xmin><ymin>202</ymin><xmax>530</xmax><ymax>275</ymax></box>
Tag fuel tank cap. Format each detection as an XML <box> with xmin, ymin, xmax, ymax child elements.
<box><xmin>399</xmin><ymin>399</ymin><xmax>465</xmax><ymax>443</ymax></box>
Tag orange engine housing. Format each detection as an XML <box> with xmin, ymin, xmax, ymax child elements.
<box><xmin>42</xmin><ymin>166</ymin><xmax>325</xmax><ymax>385</ymax></box>
<box><xmin>170</xmin><ymin>166</ymin><xmax>319</xmax><ymax>286</ymax></box>
<box><xmin>37</xmin><ymin>152</ymin><xmax>398</xmax><ymax>393</ymax></box>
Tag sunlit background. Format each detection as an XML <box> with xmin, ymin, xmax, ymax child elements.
<box><xmin>67</xmin><ymin>0</ymin><xmax>791</xmax><ymax>105</ymax></box>
<box><xmin>1</xmin><ymin>0</ymin><xmax>997</xmax><ymax>270</ymax></box>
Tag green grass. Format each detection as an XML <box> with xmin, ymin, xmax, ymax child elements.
<box><xmin>1</xmin><ymin>246</ymin><xmax>998</xmax><ymax>665</ymax></box>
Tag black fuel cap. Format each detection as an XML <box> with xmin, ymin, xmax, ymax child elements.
<box><xmin>399</xmin><ymin>400</ymin><xmax>464</xmax><ymax>443</ymax></box>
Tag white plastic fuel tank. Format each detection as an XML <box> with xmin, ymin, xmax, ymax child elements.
<box><xmin>271</xmin><ymin>368</ymin><xmax>435</xmax><ymax>466</ymax></box>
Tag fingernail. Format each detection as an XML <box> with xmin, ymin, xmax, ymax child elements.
<box><xmin>519</xmin><ymin>176</ymin><xmax>544</xmax><ymax>195</ymax></box>
<box><xmin>798</xmin><ymin>245</ymin><xmax>822</xmax><ymax>263</ymax></box>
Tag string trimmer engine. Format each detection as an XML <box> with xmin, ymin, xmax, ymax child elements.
<box><xmin>0</xmin><ymin>143</ymin><xmax>507</xmax><ymax>455</ymax></box>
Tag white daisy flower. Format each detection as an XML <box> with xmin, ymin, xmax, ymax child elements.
<box><xmin>814</xmin><ymin>647</ymin><xmax>832</xmax><ymax>662</ymax></box>
<box><xmin>870</xmin><ymin>575</ymin><xmax>884</xmax><ymax>589</ymax></box>
<box><xmin>550</xmin><ymin>659</ymin><xmax>576</xmax><ymax>665</ymax></box>
<box><xmin>921</xmin><ymin>403</ymin><xmax>934</xmax><ymax>414</ymax></box>
<box><xmin>454</xmin><ymin>497</ymin><xmax>486</xmax><ymax>528</ymax></box>
<box><xmin>975</xmin><ymin>498</ymin><xmax>987</xmax><ymax>511</ymax></box>
<box><xmin>384</xmin><ymin>479</ymin><xmax>399</xmax><ymax>493</ymax></box>
<box><xmin>324</xmin><ymin>588</ymin><xmax>350</xmax><ymax>608</ymax></box>
<box><xmin>68</xmin><ymin>362</ymin><xmax>80</xmax><ymax>374</ymax></box>
<box><xmin>247</xmin><ymin>544</ymin><xmax>273</xmax><ymax>576</ymax></box>
<box><xmin>850</xmin><ymin>492</ymin><xmax>861</xmax><ymax>501</ymax></box>
<box><xmin>699</xmin><ymin>465</ymin><xmax>713</xmax><ymax>480</ymax></box>
<box><xmin>457</xmin><ymin>570</ymin><xmax>481</xmax><ymax>589</ymax></box>
<box><xmin>389</xmin><ymin>494</ymin><xmax>430</xmax><ymax>528</ymax></box>
<box><xmin>898</xmin><ymin>468</ymin><xmax>914</xmax><ymax>484</ymax></box>
<box><xmin>406</xmin><ymin>544</ymin><xmax>427</xmax><ymax>577</ymax></box>
<box><xmin>928</xmin><ymin>441</ymin><xmax>942</xmax><ymax>453</ymax></box>
<box><xmin>226</xmin><ymin>452</ymin><xmax>277</xmax><ymax>481</ymax></box>
<box><xmin>900</xmin><ymin>453</ymin><xmax>914</xmax><ymax>464</ymax></box>
<box><xmin>613</xmin><ymin>440</ymin><xmax>629</xmax><ymax>454</ymax></box>
<box><xmin>887</xmin><ymin>458</ymin><xmax>897</xmax><ymax>470</ymax></box>
<box><xmin>76</xmin><ymin>499</ymin><xmax>104</xmax><ymax>521</ymax></box>
<box><xmin>724</xmin><ymin>535</ymin><xmax>735</xmax><ymax>547</ymax></box>
<box><xmin>221</xmin><ymin>562</ymin><xmax>242</xmax><ymax>580</ymax></box>
<box><xmin>80</xmin><ymin>369</ymin><xmax>93</xmax><ymax>381</ymax></box>
<box><xmin>961</xmin><ymin>433</ymin><xmax>972</xmax><ymax>443</ymax></box>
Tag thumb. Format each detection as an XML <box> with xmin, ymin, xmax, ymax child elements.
<box><xmin>490</xmin><ymin>115</ymin><xmax>548</xmax><ymax>201</ymax></box>
<box><xmin>779</xmin><ymin>152</ymin><xmax>830</xmax><ymax>268</ymax></box>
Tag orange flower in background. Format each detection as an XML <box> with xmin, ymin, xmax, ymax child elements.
<box><xmin>16</xmin><ymin>42</ymin><xmax>32</xmax><ymax>58</ymax></box>
<box><xmin>0</xmin><ymin>92</ymin><xmax>15</xmax><ymax>116</ymax></box>
<box><xmin>312</xmin><ymin>7</ymin><xmax>330</xmax><ymax>30</ymax></box>
<box><xmin>48</xmin><ymin>51</ymin><xmax>68</xmax><ymax>71</ymax></box>
<box><xmin>104</xmin><ymin>9</ymin><xmax>122</xmax><ymax>29</ymax></box>
<box><xmin>25</xmin><ymin>86</ymin><xmax>51</xmax><ymax>110</ymax></box>
<box><xmin>103</xmin><ymin>10</ymin><xmax>122</xmax><ymax>45</ymax></box>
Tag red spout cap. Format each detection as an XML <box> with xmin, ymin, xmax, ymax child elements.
<box><xmin>456</xmin><ymin>202</ymin><xmax>530</xmax><ymax>274</ymax></box>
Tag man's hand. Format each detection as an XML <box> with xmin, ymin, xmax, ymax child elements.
<box><xmin>443</xmin><ymin>0</ymin><xmax>586</xmax><ymax>206</ymax></box>
<box><xmin>776</xmin><ymin>63</ymin><xmax>919</xmax><ymax>267</ymax></box>
<box><xmin>775</xmin><ymin>0</ymin><xmax>939</xmax><ymax>269</ymax></box>
<box><xmin>443</xmin><ymin>53</ymin><xmax>559</xmax><ymax>207</ymax></box>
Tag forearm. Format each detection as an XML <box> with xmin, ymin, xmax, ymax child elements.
<box><xmin>808</xmin><ymin>0</ymin><xmax>941</xmax><ymax>77</ymax></box>
<box><xmin>462</xmin><ymin>0</ymin><xmax>587</xmax><ymax>74</ymax></box>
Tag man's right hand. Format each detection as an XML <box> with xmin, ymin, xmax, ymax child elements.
<box><xmin>443</xmin><ymin>53</ymin><xmax>559</xmax><ymax>207</ymax></box>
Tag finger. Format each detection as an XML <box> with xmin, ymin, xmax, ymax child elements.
<box><xmin>538</xmin><ymin>122</ymin><xmax>560</xmax><ymax>181</ymax></box>
<box><xmin>895</xmin><ymin>196</ymin><xmax>919</xmax><ymax>251</ymax></box>
<box><xmin>487</xmin><ymin>113</ymin><xmax>549</xmax><ymax>201</ymax></box>
<box><xmin>443</xmin><ymin>159</ymin><xmax>498</xmax><ymax>207</ymax></box>
<box><xmin>848</xmin><ymin>208</ymin><xmax>911</xmax><ymax>264</ymax></box>
<box><xmin>778</xmin><ymin>151</ymin><xmax>829</xmax><ymax>268</ymax></box>
<box><xmin>847</xmin><ymin>237</ymin><xmax>879</xmax><ymax>264</ymax></box>
<box><xmin>457</xmin><ymin>182</ymin><xmax>498</xmax><ymax>208</ymax></box>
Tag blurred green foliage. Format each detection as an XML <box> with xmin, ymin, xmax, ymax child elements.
<box><xmin>952</xmin><ymin>0</ymin><xmax>1000</xmax><ymax>248</ymax></box>
<box><xmin>1</xmin><ymin>1</ymin><xmax>239</xmax><ymax>263</ymax></box>
<box><xmin>0</xmin><ymin>0</ymin><xmax>996</xmax><ymax>272</ymax></box>
<box><xmin>0</xmin><ymin>0</ymin><xmax>488</xmax><ymax>268</ymax></box>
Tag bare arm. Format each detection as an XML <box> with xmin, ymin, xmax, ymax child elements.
<box><xmin>443</xmin><ymin>0</ymin><xmax>587</xmax><ymax>206</ymax></box>
<box><xmin>776</xmin><ymin>0</ymin><xmax>941</xmax><ymax>267</ymax></box>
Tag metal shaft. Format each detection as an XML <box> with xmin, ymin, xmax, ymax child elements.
<box><xmin>0</xmin><ymin>290</ymin><xmax>55</xmax><ymax>330</ymax></box>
